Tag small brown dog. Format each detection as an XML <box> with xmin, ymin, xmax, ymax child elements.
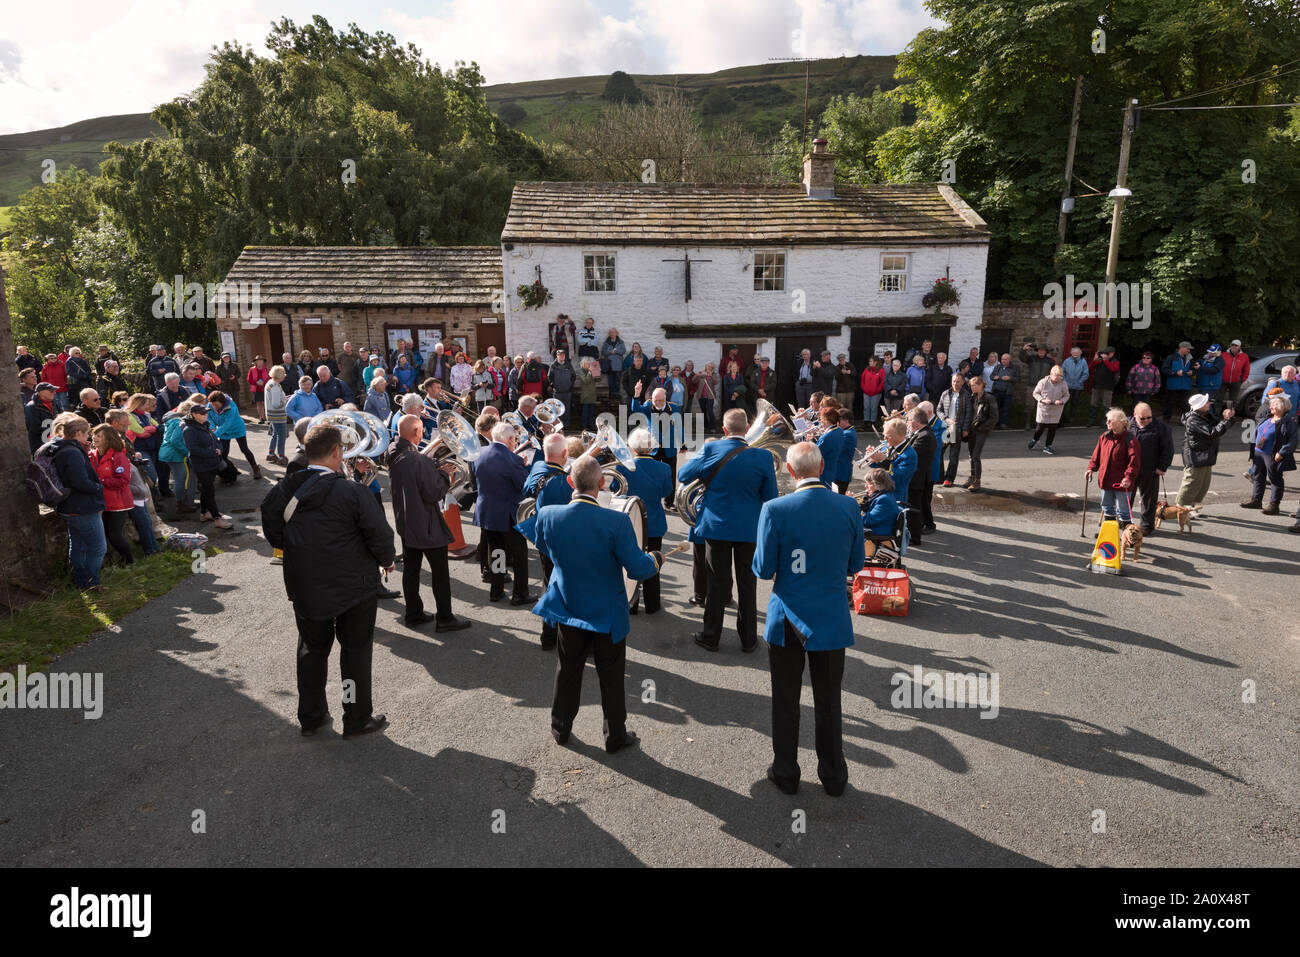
<box><xmin>1155</xmin><ymin>502</ymin><xmax>1195</xmax><ymax>532</ymax></box>
<box><xmin>1120</xmin><ymin>523</ymin><xmax>1143</xmax><ymax>564</ymax></box>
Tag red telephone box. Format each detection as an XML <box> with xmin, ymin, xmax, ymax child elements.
<box><xmin>1065</xmin><ymin>302</ymin><xmax>1100</xmax><ymax>357</ymax></box>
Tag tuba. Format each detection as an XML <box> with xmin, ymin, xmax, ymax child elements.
<box><xmin>674</xmin><ymin>400</ymin><xmax>798</xmax><ymax>526</ymax></box>
<box><xmin>583</xmin><ymin>421</ymin><xmax>636</xmax><ymax>496</ymax></box>
<box><xmin>306</xmin><ymin>410</ymin><xmax>391</xmax><ymax>482</ymax></box>
<box><xmin>534</xmin><ymin>397</ymin><xmax>566</xmax><ymax>432</ymax></box>
<box><xmin>502</xmin><ymin>411</ymin><xmax>541</xmax><ymax>459</ymax></box>
<box><xmin>422</xmin><ymin>409</ymin><xmax>482</xmax><ymax>503</ymax></box>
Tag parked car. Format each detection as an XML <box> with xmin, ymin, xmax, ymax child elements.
<box><xmin>1238</xmin><ymin>347</ymin><xmax>1299</xmax><ymax>417</ymax></box>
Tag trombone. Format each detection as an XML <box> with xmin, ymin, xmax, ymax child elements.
<box><xmin>428</xmin><ymin>387</ymin><xmax>475</xmax><ymax>413</ymax></box>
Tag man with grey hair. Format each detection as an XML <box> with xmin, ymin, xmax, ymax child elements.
<box><xmin>906</xmin><ymin>407</ymin><xmax>936</xmax><ymax>546</ymax></box>
<box><xmin>475</xmin><ymin>419</ymin><xmax>533</xmax><ymax>603</ymax></box>
<box><xmin>533</xmin><ymin>453</ymin><xmax>662</xmax><ymax>752</ymax></box>
<box><xmin>630</xmin><ymin>383</ymin><xmax>681</xmax><ymax>510</ymax></box>
<box><xmin>618</xmin><ymin>427</ymin><xmax>674</xmax><ymax>616</ymax></box>
<box><xmin>795</xmin><ymin>348</ymin><xmax>814</xmax><ymax>411</ymax></box>
<box><xmin>754</xmin><ymin>441</ymin><xmax>862</xmax><ymax>795</ymax></box>
<box><xmin>523</xmin><ymin>432</ymin><xmax>573</xmax><ymax>649</ymax></box>
<box><xmin>678</xmin><ymin>407</ymin><xmax>779</xmax><ymax>652</ymax></box>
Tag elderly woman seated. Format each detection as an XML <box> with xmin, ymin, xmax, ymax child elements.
<box><xmin>862</xmin><ymin>468</ymin><xmax>901</xmax><ymax>537</ymax></box>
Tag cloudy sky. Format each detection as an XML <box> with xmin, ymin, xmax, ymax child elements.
<box><xmin>0</xmin><ymin>0</ymin><xmax>939</xmax><ymax>135</ymax></box>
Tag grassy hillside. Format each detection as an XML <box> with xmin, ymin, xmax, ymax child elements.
<box><xmin>485</xmin><ymin>55</ymin><xmax>901</xmax><ymax>141</ymax></box>
<box><xmin>0</xmin><ymin>113</ymin><xmax>164</xmax><ymax>206</ymax></box>
<box><xmin>0</xmin><ymin>55</ymin><xmax>899</xmax><ymax>205</ymax></box>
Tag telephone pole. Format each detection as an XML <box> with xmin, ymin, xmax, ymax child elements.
<box><xmin>1054</xmin><ymin>76</ymin><xmax>1084</xmax><ymax>260</ymax></box>
<box><xmin>1096</xmin><ymin>98</ymin><xmax>1138</xmax><ymax>354</ymax></box>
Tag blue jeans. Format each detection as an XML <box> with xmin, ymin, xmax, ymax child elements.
<box><xmin>129</xmin><ymin>505</ymin><xmax>159</xmax><ymax>554</ymax></box>
<box><xmin>581</xmin><ymin>403</ymin><xmax>595</xmax><ymax>431</ymax></box>
<box><xmin>1101</xmin><ymin>488</ymin><xmax>1133</xmax><ymax>523</ymax></box>
<box><xmin>136</xmin><ymin>453</ymin><xmax>158</xmax><ymax>486</ymax></box>
<box><xmin>863</xmin><ymin>394</ymin><xmax>881</xmax><ymax>423</ymax></box>
<box><xmin>64</xmin><ymin>512</ymin><xmax>107</xmax><ymax>587</ymax></box>
<box><xmin>269</xmin><ymin>421</ymin><xmax>289</xmax><ymax>456</ymax></box>
<box><xmin>994</xmin><ymin>390</ymin><xmax>1011</xmax><ymax>426</ymax></box>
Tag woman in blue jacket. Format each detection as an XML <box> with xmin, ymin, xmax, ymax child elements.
<box><xmin>905</xmin><ymin>354</ymin><xmax>927</xmax><ymax>395</ymax></box>
<box><xmin>882</xmin><ymin>359</ymin><xmax>908</xmax><ymax>414</ymax></box>
<box><xmin>285</xmin><ymin>376</ymin><xmax>324</xmax><ymax>424</ymax></box>
<box><xmin>862</xmin><ymin>468</ymin><xmax>901</xmax><ymax>537</ymax></box>
<box><xmin>50</xmin><ymin>413</ymin><xmax>107</xmax><ymax>589</ymax></box>
<box><xmin>207</xmin><ymin>390</ymin><xmax>261</xmax><ymax>481</ymax></box>
<box><xmin>1243</xmin><ymin>393</ymin><xmax>1297</xmax><ymax>515</ymax></box>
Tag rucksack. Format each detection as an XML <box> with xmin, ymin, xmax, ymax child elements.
<box><xmin>27</xmin><ymin>442</ymin><xmax>71</xmax><ymax>507</ymax></box>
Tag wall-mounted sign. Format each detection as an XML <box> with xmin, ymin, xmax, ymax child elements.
<box><xmin>302</xmin><ymin>316</ymin><xmax>323</xmax><ymax>325</ymax></box>
<box><xmin>219</xmin><ymin>330</ymin><xmax>236</xmax><ymax>361</ymax></box>
<box><xmin>874</xmin><ymin>341</ymin><xmax>896</xmax><ymax>357</ymax></box>
<box><xmin>480</xmin><ymin>316</ymin><xmax>499</xmax><ymax>324</ymax></box>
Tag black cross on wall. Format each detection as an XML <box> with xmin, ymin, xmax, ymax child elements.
<box><xmin>662</xmin><ymin>252</ymin><xmax>713</xmax><ymax>302</ymax></box>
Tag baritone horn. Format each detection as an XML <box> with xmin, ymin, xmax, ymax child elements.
<box><xmin>674</xmin><ymin>400</ymin><xmax>797</xmax><ymax>526</ymax></box>
<box><xmin>306</xmin><ymin>410</ymin><xmax>391</xmax><ymax>482</ymax></box>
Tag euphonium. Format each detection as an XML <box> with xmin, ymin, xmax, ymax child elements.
<box><xmin>582</xmin><ymin>421</ymin><xmax>635</xmax><ymax>496</ymax></box>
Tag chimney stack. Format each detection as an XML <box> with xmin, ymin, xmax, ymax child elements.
<box><xmin>802</xmin><ymin>137</ymin><xmax>835</xmax><ymax>199</ymax></box>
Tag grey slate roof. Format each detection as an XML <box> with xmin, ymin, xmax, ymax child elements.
<box><xmin>219</xmin><ymin>246</ymin><xmax>502</xmax><ymax>307</ymax></box>
<box><xmin>501</xmin><ymin>182</ymin><xmax>988</xmax><ymax>246</ymax></box>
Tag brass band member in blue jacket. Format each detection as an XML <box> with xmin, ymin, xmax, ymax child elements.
<box><xmin>678</xmin><ymin>407</ymin><xmax>779</xmax><ymax>652</ymax></box>
<box><xmin>834</xmin><ymin>409</ymin><xmax>858</xmax><ymax>494</ymax></box>
<box><xmin>630</xmin><ymin>382</ymin><xmax>681</xmax><ymax>509</ymax></box>
<box><xmin>532</xmin><ymin>455</ymin><xmax>663</xmax><ymax>753</ymax></box>
<box><xmin>617</xmin><ymin>428</ymin><xmax>674</xmax><ymax>615</ymax></box>
<box><xmin>754</xmin><ymin>441</ymin><xmax>863</xmax><ymax>796</ymax></box>
<box><xmin>475</xmin><ymin>421</ymin><xmax>534</xmax><ymax>604</ymax></box>
<box><xmin>523</xmin><ymin>433</ymin><xmax>574</xmax><ymax>649</ymax></box>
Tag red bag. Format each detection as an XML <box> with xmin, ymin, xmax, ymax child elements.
<box><xmin>852</xmin><ymin>568</ymin><xmax>910</xmax><ymax>616</ymax></box>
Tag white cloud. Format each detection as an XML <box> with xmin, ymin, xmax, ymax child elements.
<box><xmin>0</xmin><ymin>0</ymin><xmax>940</xmax><ymax>135</ymax></box>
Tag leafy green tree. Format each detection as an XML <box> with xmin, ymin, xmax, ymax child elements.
<box><xmin>817</xmin><ymin>89</ymin><xmax>904</xmax><ymax>184</ymax></box>
<box><xmin>603</xmin><ymin>71</ymin><xmax>645</xmax><ymax>105</ymax></box>
<box><xmin>875</xmin><ymin>0</ymin><xmax>1300</xmax><ymax>347</ymax></box>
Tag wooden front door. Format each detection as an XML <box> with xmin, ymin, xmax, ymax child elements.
<box><xmin>476</xmin><ymin>321</ymin><xmax>507</xmax><ymax>360</ymax></box>
<box><xmin>301</xmin><ymin>324</ymin><xmax>335</xmax><ymax>358</ymax></box>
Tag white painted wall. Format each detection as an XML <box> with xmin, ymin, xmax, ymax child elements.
<box><xmin>502</xmin><ymin>241</ymin><xmax>989</xmax><ymax>372</ymax></box>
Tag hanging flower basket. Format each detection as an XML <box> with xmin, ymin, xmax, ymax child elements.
<box><xmin>921</xmin><ymin>277</ymin><xmax>960</xmax><ymax>311</ymax></box>
<box><xmin>517</xmin><ymin>279</ymin><xmax>552</xmax><ymax>310</ymax></box>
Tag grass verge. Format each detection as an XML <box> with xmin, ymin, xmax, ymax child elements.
<box><xmin>0</xmin><ymin>549</ymin><xmax>215</xmax><ymax>673</ymax></box>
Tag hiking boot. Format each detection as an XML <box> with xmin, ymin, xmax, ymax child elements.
<box><xmin>1240</xmin><ymin>499</ymin><xmax>1263</xmax><ymax>509</ymax></box>
<box><xmin>1262</xmin><ymin>501</ymin><xmax>1280</xmax><ymax>516</ymax></box>
<box><xmin>251</xmin><ymin>464</ymin><xmax>263</xmax><ymax>480</ymax></box>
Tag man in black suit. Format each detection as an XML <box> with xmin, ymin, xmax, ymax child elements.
<box><xmin>261</xmin><ymin>423</ymin><xmax>397</xmax><ymax>739</ymax></box>
<box><xmin>388</xmin><ymin>414</ymin><xmax>472</xmax><ymax>632</ymax></box>
<box><xmin>474</xmin><ymin>421</ymin><xmax>534</xmax><ymax>604</ymax></box>
<box><xmin>905</xmin><ymin>407</ymin><xmax>936</xmax><ymax>547</ymax></box>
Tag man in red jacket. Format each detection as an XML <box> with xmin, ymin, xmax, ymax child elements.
<box><xmin>1221</xmin><ymin>339</ymin><xmax>1250</xmax><ymax>408</ymax></box>
<box><xmin>1086</xmin><ymin>408</ymin><xmax>1141</xmax><ymax>525</ymax></box>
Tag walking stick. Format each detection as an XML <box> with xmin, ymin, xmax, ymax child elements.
<box><xmin>1081</xmin><ymin>471</ymin><xmax>1091</xmax><ymax>537</ymax></box>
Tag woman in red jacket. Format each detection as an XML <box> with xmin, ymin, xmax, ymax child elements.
<box><xmin>859</xmin><ymin>355</ymin><xmax>885</xmax><ymax>424</ymax></box>
<box><xmin>246</xmin><ymin>356</ymin><xmax>271</xmax><ymax>424</ymax></box>
<box><xmin>90</xmin><ymin>424</ymin><xmax>136</xmax><ymax>565</ymax></box>
<box><xmin>1085</xmin><ymin>409</ymin><xmax>1141</xmax><ymax>525</ymax></box>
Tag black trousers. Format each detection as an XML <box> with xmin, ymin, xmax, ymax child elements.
<box><xmin>486</xmin><ymin>528</ymin><xmax>528</xmax><ymax>600</ymax></box>
<box><xmin>402</xmin><ymin>540</ymin><xmax>453</xmax><ymax>621</ymax></box>
<box><xmin>220</xmin><ymin>435</ymin><xmax>257</xmax><ymax>470</ymax></box>
<box><xmin>539</xmin><ymin>554</ymin><xmax>557</xmax><ymax>646</ymax></box>
<box><xmin>103</xmin><ymin>510</ymin><xmax>134</xmax><ymax>564</ymax></box>
<box><xmin>196</xmin><ymin>468</ymin><xmax>219</xmax><ymax>516</ymax></box>
<box><xmin>691</xmin><ymin>542</ymin><xmax>709</xmax><ymax>602</ymax></box>
<box><xmin>921</xmin><ymin>479</ymin><xmax>935</xmax><ymax>527</ymax></box>
<box><xmin>295</xmin><ymin>596</ymin><xmax>378</xmax><ymax>732</ymax></box>
<box><xmin>967</xmin><ymin>432</ymin><xmax>989</xmax><ymax>483</ymax></box>
<box><xmin>768</xmin><ymin>619</ymin><xmax>847</xmax><ymax>792</ymax></box>
<box><xmin>1135</xmin><ymin>473</ymin><xmax>1160</xmax><ymax>529</ymax></box>
<box><xmin>630</xmin><ymin>535</ymin><xmax>662</xmax><ymax>613</ymax></box>
<box><xmin>906</xmin><ymin>482</ymin><xmax>927</xmax><ymax>543</ymax></box>
<box><xmin>552</xmin><ymin>622</ymin><xmax>627</xmax><ymax>747</ymax></box>
<box><xmin>702</xmin><ymin>539</ymin><xmax>757</xmax><ymax>647</ymax></box>
<box><xmin>941</xmin><ymin>438</ymin><xmax>963</xmax><ymax>482</ymax></box>
<box><xmin>654</xmin><ymin>450</ymin><xmax>677</xmax><ymax>507</ymax></box>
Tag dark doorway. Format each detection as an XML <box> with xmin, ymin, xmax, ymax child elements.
<box><xmin>849</xmin><ymin>323</ymin><xmax>953</xmax><ymax>374</ymax></box>
<box><xmin>268</xmin><ymin>324</ymin><xmax>285</xmax><ymax>365</ymax></box>
<box><xmin>774</xmin><ymin>334</ymin><xmax>827</xmax><ymax>411</ymax></box>
<box><xmin>476</xmin><ymin>321</ymin><xmax>506</xmax><ymax>359</ymax></box>
<box><xmin>978</xmin><ymin>328</ymin><xmax>1012</xmax><ymax>364</ymax></box>
<box><xmin>301</xmin><ymin>324</ymin><xmax>335</xmax><ymax>358</ymax></box>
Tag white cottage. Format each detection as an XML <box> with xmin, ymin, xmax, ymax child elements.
<box><xmin>500</xmin><ymin>140</ymin><xmax>990</xmax><ymax>410</ymax></box>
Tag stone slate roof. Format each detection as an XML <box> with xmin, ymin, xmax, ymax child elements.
<box><xmin>218</xmin><ymin>246</ymin><xmax>502</xmax><ymax>307</ymax></box>
<box><xmin>501</xmin><ymin>182</ymin><xmax>988</xmax><ymax>246</ymax></box>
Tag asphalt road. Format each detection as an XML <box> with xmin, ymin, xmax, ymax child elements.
<box><xmin>1</xmin><ymin>422</ymin><xmax>1297</xmax><ymax>867</ymax></box>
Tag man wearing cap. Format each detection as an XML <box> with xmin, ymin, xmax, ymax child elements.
<box><xmin>1196</xmin><ymin>344</ymin><xmax>1225</xmax><ymax>397</ymax></box>
<box><xmin>1162</xmin><ymin>341</ymin><xmax>1197</xmax><ymax>421</ymax></box>
<box><xmin>1125</xmin><ymin>351</ymin><xmax>1162</xmax><ymax>409</ymax></box>
<box><xmin>1087</xmin><ymin>347</ymin><xmax>1120</xmax><ymax>427</ymax></box>
<box><xmin>1176</xmin><ymin>393</ymin><xmax>1235</xmax><ymax>508</ymax></box>
<box><xmin>190</xmin><ymin>346</ymin><xmax>217</xmax><ymax>376</ymax></box>
<box><xmin>746</xmin><ymin>356</ymin><xmax>775</xmax><ymax>411</ymax></box>
<box><xmin>25</xmin><ymin>383</ymin><xmax>59</xmax><ymax>454</ymax></box>
<box><xmin>1221</xmin><ymin>341</ymin><xmax>1250</xmax><ymax>408</ymax></box>
<box><xmin>813</xmin><ymin>349</ymin><xmax>837</xmax><ymax>399</ymax></box>
<box><xmin>145</xmin><ymin>346</ymin><xmax>179</xmax><ymax>393</ymax></box>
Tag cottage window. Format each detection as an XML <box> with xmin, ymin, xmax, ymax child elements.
<box><xmin>753</xmin><ymin>252</ymin><xmax>786</xmax><ymax>291</ymax></box>
<box><xmin>584</xmin><ymin>254</ymin><xmax>616</xmax><ymax>292</ymax></box>
<box><xmin>879</xmin><ymin>254</ymin><xmax>909</xmax><ymax>292</ymax></box>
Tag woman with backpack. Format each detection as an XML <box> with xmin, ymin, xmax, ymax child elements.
<box><xmin>181</xmin><ymin>404</ymin><xmax>233</xmax><ymax>529</ymax></box>
<box><xmin>207</xmin><ymin>390</ymin><xmax>262</xmax><ymax>481</ymax></box>
<box><xmin>47</xmin><ymin>413</ymin><xmax>107</xmax><ymax>589</ymax></box>
<box><xmin>89</xmin><ymin>423</ymin><xmax>137</xmax><ymax>566</ymax></box>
